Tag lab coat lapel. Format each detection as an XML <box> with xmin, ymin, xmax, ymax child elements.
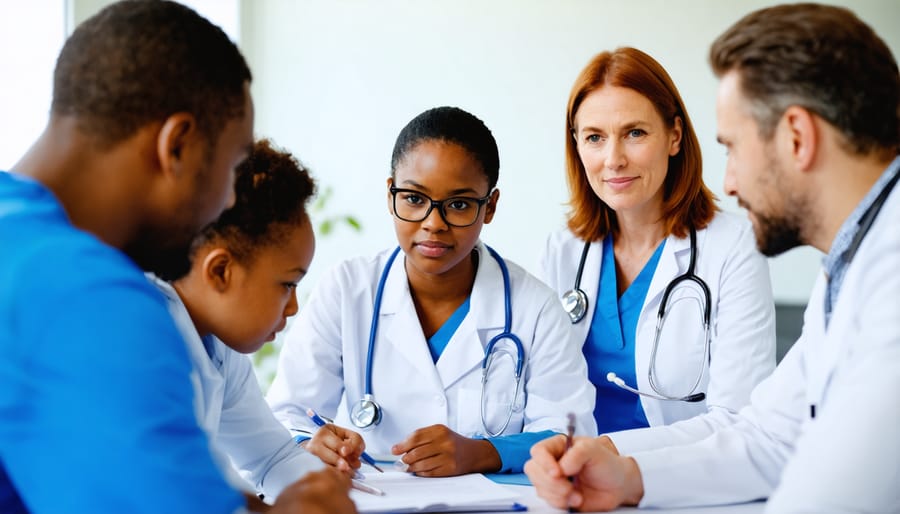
<box><xmin>377</xmin><ymin>253</ymin><xmax>444</xmax><ymax>389</ymax></box>
<box><xmin>574</xmin><ymin>239</ymin><xmax>605</xmax><ymax>344</ymax></box>
<box><xmin>642</xmin><ymin>233</ymin><xmax>692</xmax><ymax>320</ymax></box>
<box><xmin>436</xmin><ymin>244</ymin><xmax>505</xmax><ymax>390</ymax></box>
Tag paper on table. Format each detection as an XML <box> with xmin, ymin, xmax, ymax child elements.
<box><xmin>350</xmin><ymin>470</ymin><xmax>526</xmax><ymax>513</ymax></box>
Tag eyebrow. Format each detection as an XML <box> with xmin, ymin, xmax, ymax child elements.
<box><xmin>398</xmin><ymin>180</ymin><xmax>482</xmax><ymax>196</ymax></box>
<box><xmin>576</xmin><ymin>120</ymin><xmax>649</xmax><ymax>133</ymax></box>
<box><xmin>288</xmin><ymin>266</ymin><xmax>308</xmax><ymax>276</ymax></box>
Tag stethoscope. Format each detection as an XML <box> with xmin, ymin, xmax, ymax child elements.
<box><xmin>350</xmin><ymin>245</ymin><xmax>525</xmax><ymax>437</ymax></box>
<box><xmin>561</xmin><ymin>227</ymin><xmax>710</xmax><ymax>403</ymax></box>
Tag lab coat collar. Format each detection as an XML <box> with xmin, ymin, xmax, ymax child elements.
<box><xmin>436</xmin><ymin>243</ymin><xmax>506</xmax><ymax>389</ymax></box>
<box><xmin>643</xmin><ymin>230</ymin><xmax>696</xmax><ymax>318</ymax></box>
<box><xmin>375</xmin><ymin>250</ymin><xmax>443</xmax><ymax>388</ymax></box>
<box><xmin>375</xmin><ymin>243</ymin><xmax>505</xmax><ymax>391</ymax></box>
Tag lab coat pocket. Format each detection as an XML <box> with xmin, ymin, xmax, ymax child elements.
<box><xmin>458</xmin><ymin>358</ymin><xmax>526</xmax><ymax>437</ymax></box>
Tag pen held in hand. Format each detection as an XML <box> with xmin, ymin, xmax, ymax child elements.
<box><xmin>351</xmin><ymin>478</ymin><xmax>386</xmax><ymax>496</ymax></box>
<box><xmin>306</xmin><ymin>408</ymin><xmax>384</xmax><ymax>473</ymax></box>
<box><xmin>566</xmin><ymin>412</ymin><xmax>578</xmax><ymax>513</ymax></box>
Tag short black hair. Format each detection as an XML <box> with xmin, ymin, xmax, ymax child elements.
<box><xmin>194</xmin><ymin>139</ymin><xmax>316</xmax><ymax>263</ymax></box>
<box><xmin>52</xmin><ymin>0</ymin><xmax>252</xmax><ymax>147</ymax></box>
<box><xmin>390</xmin><ymin>106</ymin><xmax>500</xmax><ymax>190</ymax></box>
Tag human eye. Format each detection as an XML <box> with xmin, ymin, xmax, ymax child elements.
<box><xmin>627</xmin><ymin>128</ymin><xmax>646</xmax><ymax>138</ymax></box>
<box><xmin>399</xmin><ymin>191</ymin><xmax>426</xmax><ymax>206</ymax></box>
<box><xmin>446</xmin><ymin>198</ymin><xmax>475</xmax><ymax>212</ymax></box>
<box><xmin>585</xmin><ymin>134</ymin><xmax>604</xmax><ymax>144</ymax></box>
<box><xmin>282</xmin><ymin>282</ymin><xmax>298</xmax><ymax>292</ymax></box>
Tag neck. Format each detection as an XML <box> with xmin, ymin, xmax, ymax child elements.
<box><xmin>405</xmin><ymin>250</ymin><xmax>477</xmax><ymax>304</ymax></box>
<box><xmin>613</xmin><ymin>207</ymin><xmax>666</xmax><ymax>253</ymax></box>
<box><xmin>172</xmin><ymin>277</ymin><xmax>214</xmax><ymax>340</ymax></box>
<box><xmin>12</xmin><ymin>117</ymin><xmax>151</xmax><ymax>250</ymax></box>
<box><xmin>807</xmin><ymin>149</ymin><xmax>895</xmax><ymax>254</ymax></box>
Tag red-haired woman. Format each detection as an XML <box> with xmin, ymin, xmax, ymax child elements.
<box><xmin>540</xmin><ymin>48</ymin><xmax>775</xmax><ymax>448</ymax></box>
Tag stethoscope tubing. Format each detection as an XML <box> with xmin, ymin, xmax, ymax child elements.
<box><xmin>565</xmin><ymin>227</ymin><xmax>711</xmax><ymax>402</ymax></box>
<box><xmin>357</xmin><ymin>244</ymin><xmax>524</xmax><ymax>434</ymax></box>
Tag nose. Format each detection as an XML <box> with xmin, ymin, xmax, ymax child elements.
<box><xmin>604</xmin><ymin>139</ymin><xmax>626</xmax><ymax>170</ymax></box>
<box><xmin>420</xmin><ymin>203</ymin><xmax>449</xmax><ymax>231</ymax></box>
<box><xmin>723</xmin><ymin>161</ymin><xmax>738</xmax><ymax>197</ymax></box>
<box><xmin>284</xmin><ymin>288</ymin><xmax>299</xmax><ymax>318</ymax></box>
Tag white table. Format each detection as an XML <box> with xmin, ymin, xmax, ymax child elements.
<box><xmin>473</xmin><ymin>484</ymin><xmax>766</xmax><ymax>514</ymax></box>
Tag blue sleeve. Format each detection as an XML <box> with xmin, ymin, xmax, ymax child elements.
<box><xmin>0</xmin><ymin>242</ymin><xmax>243</xmax><ymax>514</ymax></box>
<box><xmin>484</xmin><ymin>430</ymin><xmax>557</xmax><ymax>473</ymax></box>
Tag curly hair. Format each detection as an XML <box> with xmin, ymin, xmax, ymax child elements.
<box><xmin>391</xmin><ymin>106</ymin><xmax>500</xmax><ymax>190</ymax></box>
<box><xmin>194</xmin><ymin>139</ymin><xmax>316</xmax><ymax>263</ymax></box>
<box><xmin>52</xmin><ymin>0</ymin><xmax>252</xmax><ymax>148</ymax></box>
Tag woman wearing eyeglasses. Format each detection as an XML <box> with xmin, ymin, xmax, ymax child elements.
<box><xmin>267</xmin><ymin>106</ymin><xmax>596</xmax><ymax>478</ymax></box>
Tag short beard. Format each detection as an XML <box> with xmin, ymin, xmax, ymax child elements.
<box><xmin>750</xmin><ymin>209</ymin><xmax>804</xmax><ymax>257</ymax></box>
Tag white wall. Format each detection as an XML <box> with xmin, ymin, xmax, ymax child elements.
<box><xmin>241</xmin><ymin>0</ymin><xmax>900</xmax><ymax>304</ymax></box>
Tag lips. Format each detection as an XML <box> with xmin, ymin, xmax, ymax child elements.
<box><xmin>604</xmin><ymin>176</ymin><xmax>638</xmax><ymax>192</ymax></box>
<box><xmin>415</xmin><ymin>240</ymin><xmax>452</xmax><ymax>258</ymax></box>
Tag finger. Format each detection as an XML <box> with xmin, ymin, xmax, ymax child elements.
<box><xmin>558</xmin><ymin>436</ymin><xmax>601</xmax><ymax>477</ymax></box>
<box><xmin>391</xmin><ymin>425</ymin><xmax>436</xmax><ymax>455</ymax></box>
<box><xmin>400</xmin><ymin>440</ymin><xmax>441</xmax><ymax>468</ymax></box>
<box><xmin>405</xmin><ymin>452</ymin><xmax>449</xmax><ymax>477</ymax></box>
<box><xmin>528</xmin><ymin>434</ymin><xmax>568</xmax><ymax>478</ymax></box>
<box><xmin>307</xmin><ymin>427</ymin><xmax>351</xmax><ymax>466</ymax></box>
<box><xmin>526</xmin><ymin>459</ymin><xmax>576</xmax><ymax>510</ymax></box>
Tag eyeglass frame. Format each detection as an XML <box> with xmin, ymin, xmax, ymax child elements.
<box><xmin>389</xmin><ymin>186</ymin><xmax>493</xmax><ymax>228</ymax></box>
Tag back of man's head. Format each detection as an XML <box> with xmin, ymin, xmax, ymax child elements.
<box><xmin>52</xmin><ymin>0</ymin><xmax>252</xmax><ymax>148</ymax></box>
<box><xmin>709</xmin><ymin>3</ymin><xmax>899</xmax><ymax>158</ymax></box>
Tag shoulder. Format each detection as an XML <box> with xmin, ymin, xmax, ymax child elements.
<box><xmin>490</xmin><ymin>249</ymin><xmax>557</xmax><ymax>303</ymax></box>
<box><xmin>697</xmin><ymin>210</ymin><xmax>757</xmax><ymax>255</ymax></box>
<box><xmin>544</xmin><ymin>228</ymin><xmax>582</xmax><ymax>253</ymax></box>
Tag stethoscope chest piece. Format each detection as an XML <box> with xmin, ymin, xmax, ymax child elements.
<box><xmin>561</xmin><ymin>288</ymin><xmax>588</xmax><ymax>324</ymax></box>
<box><xmin>350</xmin><ymin>394</ymin><xmax>382</xmax><ymax>429</ymax></box>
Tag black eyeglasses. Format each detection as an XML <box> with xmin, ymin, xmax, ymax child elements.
<box><xmin>390</xmin><ymin>186</ymin><xmax>491</xmax><ymax>228</ymax></box>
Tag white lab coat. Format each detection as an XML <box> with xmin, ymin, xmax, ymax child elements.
<box><xmin>266</xmin><ymin>242</ymin><xmax>597</xmax><ymax>461</ymax></box>
<box><xmin>540</xmin><ymin>211</ymin><xmax>775</xmax><ymax>428</ymax></box>
<box><xmin>149</xmin><ymin>276</ymin><xmax>324</xmax><ymax>501</ymax></box>
<box><xmin>616</xmin><ymin>168</ymin><xmax>900</xmax><ymax>511</ymax></box>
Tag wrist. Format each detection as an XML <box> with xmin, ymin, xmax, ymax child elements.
<box><xmin>471</xmin><ymin>438</ymin><xmax>503</xmax><ymax>473</ymax></box>
<box><xmin>621</xmin><ymin>456</ymin><xmax>644</xmax><ymax>506</ymax></box>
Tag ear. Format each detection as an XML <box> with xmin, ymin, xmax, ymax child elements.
<box><xmin>386</xmin><ymin>177</ymin><xmax>395</xmax><ymax>215</ymax></box>
<box><xmin>668</xmin><ymin>116</ymin><xmax>684</xmax><ymax>157</ymax></box>
<box><xmin>482</xmin><ymin>189</ymin><xmax>500</xmax><ymax>224</ymax></box>
<box><xmin>156</xmin><ymin>112</ymin><xmax>199</xmax><ymax>179</ymax></box>
<box><xmin>200</xmin><ymin>247</ymin><xmax>234</xmax><ymax>293</ymax></box>
<box><xmin>780</xmin><ymin>106</ymin><xmax>818</xmax><ymax>171</ymax></box>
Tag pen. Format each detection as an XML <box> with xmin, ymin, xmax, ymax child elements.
<box><xmin>351</xmin><ymin>478</ymin><xmax>386</xmax><ymax>496</ymax></box>
<box><xmin>306</xmin><ymin>408</ymin><xmax>385</xmax><ymax>473</ymax></box>
<box><xmin>566</xmin><ymin>412</ymin><xmax>577</xmax><ymax>513</ymax></box>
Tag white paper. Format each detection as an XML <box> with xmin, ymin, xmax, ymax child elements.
<box><xmin>350</xmin><ymin>470</ymin><xmax>524</xmax><ymax>513</ymax></box>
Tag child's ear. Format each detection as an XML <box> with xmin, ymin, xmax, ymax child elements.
<box><xmin>201</xmin><ymin>248</ymin><xmax>234</xmax><ymax>293</ymax></box>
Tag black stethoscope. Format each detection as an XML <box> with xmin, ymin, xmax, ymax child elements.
<box><xmin>350</xmin><ymin>245</ymin><xmax>525</xmax><ymax>436</ymax></box>
<box><xmin>561</xmin><ymin>227</ymin><xmax>709</xmax><ymax>403</ymax></box>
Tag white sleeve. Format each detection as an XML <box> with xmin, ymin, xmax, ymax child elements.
<box><xmin>217</xmin><ymin>351</ymin><xmax>324</xmax><ymax>500</ymax></box>
<box><xmin>521</xmin><ymin>290</ymin><xmax>598</xmax><ymax>437</ymax></box>
<box><xmin>705</xmin><ymin>219</ymin><xmax>776</xmax><ymax>412</ymax></box>
<box><xmin>632</xmin><ymin>335</ymin><xmax>807</xmax><ymax>508</ymax></box>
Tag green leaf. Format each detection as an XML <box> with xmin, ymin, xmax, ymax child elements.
<box><xmin>319</xmin><ymin>219</ymin><xmax>333</xmax><ymax>236</ymax></box>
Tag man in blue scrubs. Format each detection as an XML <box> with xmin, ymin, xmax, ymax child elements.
<box><xmin>0</xmin><ymin>1</ymin><xmax>353</xmax><ymax>513</ymax></box>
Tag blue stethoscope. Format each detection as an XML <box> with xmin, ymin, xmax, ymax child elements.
<box><xmin>561</xmin><ymin>227</ymin><xmax>709</xmax><ymax>403</ymax></box>
<box><xmin>350</xmin><ymin>245</ymin><xmax>525</xmax><ymax>437</ymax></box>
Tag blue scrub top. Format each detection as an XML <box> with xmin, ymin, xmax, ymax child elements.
<box><xmin>585</xmin><ymin>235</ymin><xmax>666</xmax><ymax>433</ymax></box>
